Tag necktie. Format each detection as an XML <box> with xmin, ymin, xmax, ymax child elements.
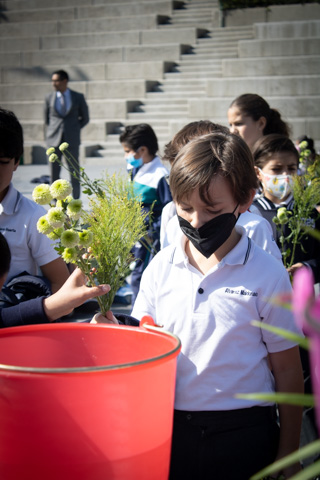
<box><xmin>60</xmin><ymin>93</ymin><xmax>66</xmax><ymax>116</ymax></box>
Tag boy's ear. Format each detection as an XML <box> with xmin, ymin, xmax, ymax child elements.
<box><xmin>139</xmin><ymin>146</ymin><xmax>147</xmax><ymax>155</ymax></box>
<box><xmin>13</xmin><ymin>159</ymin><xmax>20</xmax><ymax>172</ymax></box>
<box><xmin>238</xmin><ymin>188</ymin><xmax>256</xmax><ymax>214</ymax></box>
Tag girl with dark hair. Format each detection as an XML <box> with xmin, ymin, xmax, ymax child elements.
<box><xmin>228</xmin><ymin>93</ymin><xmax>290</xmax><ymax>150</ymax></box>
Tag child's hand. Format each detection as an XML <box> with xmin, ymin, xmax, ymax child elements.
<box><xmin>90</xmin><ymin>311</ymin><xmax>118</xmax><ymax>325</ymax></box>
<box><xmin>287</xmin><ymin>262</ymin><xmax>304</xmax><ymax>276</ymax></box>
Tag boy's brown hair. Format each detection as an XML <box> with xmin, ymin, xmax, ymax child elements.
<box><xmin>163</xmin><ymin>120</ymin><xmax>229</xmax><ymax>165</ymax></box>
<box><xmin>170</xmin><ymin>132</ymin><xmax>258</xmax><ymax>206</ymax></box>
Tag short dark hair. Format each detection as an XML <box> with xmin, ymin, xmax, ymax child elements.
<box><xmin>0</xmin><ymin>108</ymin><xmax>23</xmax><ymax>163</ymax></box>
<box><xmin>0</xmin><ymin>233</ymin><xmax>11</xmax><ymax>277</ymax></box>
<box><xmin>170</xmin><ymin>131</ymin><xmax>258</xmax><ymax>206</ymax></box>
<box><xmin>252</xmin><ymin>134</ymin><xmax>299</xmax><ymax>170</ymax></box>
<box><xmin>52</xmin><ymin>70</ymin><xmax>69</xmax><ymax>82</ymax></box>
<box><xmin>229</xmin><ymin>93</ymin><xmax>290</xmax><ymax>138</ymax></box>
<box><xmin>119</xmin><ymin>124</ymin><xmax>158</xmax><ymax>156</ymax></box>
<box><xmin>163</xmin><ymin>120</ymin><xmax>229</xmax><ymax>165</ymax></box>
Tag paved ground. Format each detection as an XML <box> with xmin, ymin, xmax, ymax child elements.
<box><xmin>12</xmin><ymin>158</ymin><xmax>133</xmax><ymax>320</ymax></box>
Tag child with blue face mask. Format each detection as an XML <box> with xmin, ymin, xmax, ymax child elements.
<box><xmin>252</xmin><ymin>134</ymin><xmax>320</xmax><ymax>283</ymax></box>
<box><xmin>119</xmin><ymin>124</ymin><xmax>172</xmax><ymax>305</ymax></box>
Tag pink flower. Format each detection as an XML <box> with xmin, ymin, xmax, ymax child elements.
<box><xmin>292</xmin><ymin>267</ymin><xmax>315</xmax><ymax>334</ymax></box>
<box><xmin>293</xmin><ymin>267</ymin><xmax>320</xmax><ymax>436</ymax></box>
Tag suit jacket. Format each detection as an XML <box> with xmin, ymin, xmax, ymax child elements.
<box><xmin>44</xmin><ymin>89</ymin><xmax>89</xmax><ymax>149</ymax></box>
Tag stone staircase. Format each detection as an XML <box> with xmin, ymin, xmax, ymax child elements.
<box><xmin>0</xmin><ymin>0</ymin><xmax>319</xmax><ymax>165</ymax></box>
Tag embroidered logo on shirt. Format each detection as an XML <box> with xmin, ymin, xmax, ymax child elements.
<box><xmin>225</xmin><ymin>288</ymin><xmax>258</xmax><ymax>297</ymax></box>
<box><xmin>0</xmin><ymin>227</ymin><xmax>16</xmax><ymax>233</ymax></box>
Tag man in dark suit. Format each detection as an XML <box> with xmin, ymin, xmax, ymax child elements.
<box><xmin>44</xmin><ymin>70</ymin><xmax>89</xmax><ymax>199</ymax></box>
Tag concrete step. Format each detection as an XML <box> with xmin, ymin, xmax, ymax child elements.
<box><xmin>206</xmin><ymin>75</ymin><xmax>320</xmax><ymax>97</ymax></box>
<box><xmin>181</xmin><ymin>51</ymin><xmax>237</xmax><ymax>60</ymax></box>
<box><xmin>223</xmin><ymin>4</ymin><xmax>320</xmax><ymax>27</ymax></box>
<box><xmin>34</xmin><ymin>27</ymin><xmax>202</xmax><ymax>52</ymax></box>
<box><xmin>254</xmin><ymin>20</ymin><xmax>320</xmax><ymax>39</ymax></box>
<box><xmin>222</xmin><ymin>55</ymin><xmax>320</xmax><ymax>77</ymax></box>
<box><xmin>165</xmin><ymin>68</ymin><xmax>222</xmax><ymax>77</ymax></box>
<box><xmin>127</xmin><ymin>112</ymin><xmax>189</xmax><ymax>121</ymax></box>
<box><xmin>0</xmin><ymin>15</ymin><xmax>165</xmax><ymax>37</ymax></box>
<box><xmin>146</xmin><ymin>90</ymin><xmax>207</xmax><ymax>98</ymax></box>
<box><xmin>2</xmin><ymin>44</ymin><xmax>190</xmax><ymax>68</ymax></box>
<box><xmin>192</xmin><ymin>45</ymin><xmax>238</xmax><ymax>54</ymax></box>
<box><xmin>154</xmin><ymin>80</ymin><xmax>207</xmax><ymax>89</ymax></box>
<box><xmin>0</xmin><ymin>79</ymin><xmax>159</xmax><ymax>101</ymax></box>
<box><xmin>239</xmin><ymin>38</ymin><xmax>320</xmax><ymax>58</ymax></box>
<box><xmin>3</xmin><ymin>0</ymin><xmax>170</xmax><ymax>9</ymax></box>
<box><xmin>133</xmin><ymin>104</ymin><xmax>188</xmax><ymax>113</ymax></box>
<box><xmin>188</xmin><ymin>96</ymin><xmax>320</xmax><ymax>119</ymax></box>
<box><xmin>0</xmin><ymin>99</ymin><xmax>142</xmax><ymax>121</ymax></box>
<box><xmin>21</xmin><ymin>120</ymin><xmax>107</xmax><ymax>143</ymax></box>
<box><xmin>0</xmin><ymin>61</ymin><xmax>174</xmax><ymax>83</ymax></box>
<box><xmin>4</xmin><ymin>1</ymin><xmax>176</xmax><ymax>23</ymax></box>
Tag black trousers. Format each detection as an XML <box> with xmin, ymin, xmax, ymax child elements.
<box><xmin>169</xmin><ymin>406</ymin><xmax>279</xmax><ymax>480</ymax></box>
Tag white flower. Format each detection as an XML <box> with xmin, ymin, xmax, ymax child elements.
<box><xmin>36</xmin><ymin>215</ymin><xmax>53</xmax><ymax>235</ymax></box>
<box><xmin>46</xmin><ymin>147</ymin><xmax>56</xmax><ymax>156</ymax></box>
<box><xmin>46</xmin><ymin>207</ymin><xmax>66</xmax><ymax>228</ymax></box>
<box><xmin>32</xmin><ymin>184</ymin><xmax>53</xmax><ymax>205</ymax></box>
<box><xmin>61</xmin><ymin>229</ymin><xmax>80</xmax><ymax>248</ymax></box>
<box><xmin>59</xmin><ymin>142</ymin><xmax>69</xmax><ymax>152</ymax></box>
<box><xmin>79</xmin><ymin>230</ymin><xmax>93</xmax><ymax>247</ymax></box>
<box><xmin>50</xmin><ymin>179</ymin><xmax>72</xmax><ymax>200</ymax></box>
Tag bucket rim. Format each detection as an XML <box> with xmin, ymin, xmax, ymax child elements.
<box><xmin>0</xmin><ymin>323</ymin><xmax>181</xmax><ymax>374</ymax></box>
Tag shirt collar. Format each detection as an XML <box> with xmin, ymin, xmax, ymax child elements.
<box><xmin>0</xmin><ymin>183</ymin><xmax>21</xmax><ymax>215</ymax></box>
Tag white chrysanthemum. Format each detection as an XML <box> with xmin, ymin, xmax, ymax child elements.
<box><xmin>36</xmin><ymin>215</ymin><xmax>53</xmax><ymax>235</ymax></box>
<box><xmin>67</xmin><ymin>199</ymin><xmax>82</xmax><ymax>220</ymax></box>
<box><xmin>32</xmin><ymin>184</ymin><xmax>53</xmax><ymax>205</ymax></box>
<box><xmin>59</xmin><ymin>142</ymin><xmax>69</xmax><ymax>152</ymax></box>
<box><xmin>46</xmin><ymin>147</ymin><xmax>56</xmax><ymax>156</ymax></box>
<box><xmin>79</xmin><ymin>230</ymin><xmax>93</xmax><ymax>247</ymax></box>
<box><xmin>49</xmin><ymin>153</ymin><xmax>59</xmax><ymax>163</ymax></box>
<box><xmin>61</xmin><ymin>247</ymin><xmax>78</xmax><ymax>264</ymax></box>
<box><xmin>50</xmin><ymin>179</ymin><xmax>72</xmax><ymax>200</ymax></box>
<box><xmin>47</xmin><ymin>227</ymin><xmax>64</xmax><ymax>241</ymax></box>
<box><xmin>46</xmin><ymin>207</ymin><xmax>66</xmax><ymax>228</ymax></box>
<box><xmin>61</xmin><ymin>229</ymin><xmax>80</xmax><ymax>248</ymax></box>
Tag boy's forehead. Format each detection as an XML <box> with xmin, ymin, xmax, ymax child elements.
<box><xmin>180</xmin><ymin>175</ymin><xmax>234</xmax><ymax>205</ymax></box>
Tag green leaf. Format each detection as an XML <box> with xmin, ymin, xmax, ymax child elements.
<box><xmin>250</xmin><ymin>320</ymin><xmax>309</xmax><ymax>350</ymax></box>
<box><xmin>235</xmin><ymin>392</ymin><xmax>314</xmax><ymax>407</ymax></box>
<box><xmin>303</xmin><ymin>226</ymin><xmax>320</xmax><ymax>242</ymax></box>
<box><xmin>250</xmin><ymin>440</ymin><xmax>320</xmax><ymax>480</ymax></box>
<box><xmin>289</xmin><ymin>460</ymin><xmax>320</xmax><ymax>480</ymax></box>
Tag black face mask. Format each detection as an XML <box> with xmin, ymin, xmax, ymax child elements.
<box><xmin>178</xmin><ymin>205</ymin><xmax>240</xmax><ymax>258</ymax></box>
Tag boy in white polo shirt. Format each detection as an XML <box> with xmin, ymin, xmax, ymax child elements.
<box><xmin>131</xmin><ymin>132</ymin><xmax>304</xmax><ymax>480</ymax></box>
<box><xmin>0</xmin><ymin>108</ymin><xmax>69</xmax><ymax>293</ymax></box>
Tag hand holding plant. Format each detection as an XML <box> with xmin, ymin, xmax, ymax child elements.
<box><xmin>35</xmin><ymin>144</ymin><xmax>149</xmax><ymax>315</ymax></box>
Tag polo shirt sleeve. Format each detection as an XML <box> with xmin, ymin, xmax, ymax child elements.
<box><xmin>259</xmin><ymin>269</ymin><xmax>303</xmax><ymax>353</ymax></box>
<box><xmin>0</xmin><ymin>297</ymin><xmax>49</xmax><ymax>328</ymax></box>
<box><xmin>131</xmin><ymin>261</ymin><xmax>157</xmax><ymax>322</ymax></box>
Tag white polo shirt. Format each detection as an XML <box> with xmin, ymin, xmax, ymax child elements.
<box><xmin>132</xmin><ymin>226</ymin><xmax>301</xmax><ymax>411</ymax></box>
<box><xmin>0</xmin><ymin>183</ymin><xmax>59</xmax><ymax>282</ymax></box>
<box><xmin>161</xmin><ymin>203</ymin><xmax>282</xmax><ymax>261</ymax></box>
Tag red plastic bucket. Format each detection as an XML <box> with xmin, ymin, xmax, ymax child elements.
<box><xmin>0</xmin><ymin>319</ymin><xmax>181</xmax><ymax>480</ymax></box>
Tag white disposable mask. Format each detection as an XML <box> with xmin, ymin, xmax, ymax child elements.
<box><xmin>259</xmin><ymin>169</ymin><xmax>294</xmax><ymax>200</ymax></box>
